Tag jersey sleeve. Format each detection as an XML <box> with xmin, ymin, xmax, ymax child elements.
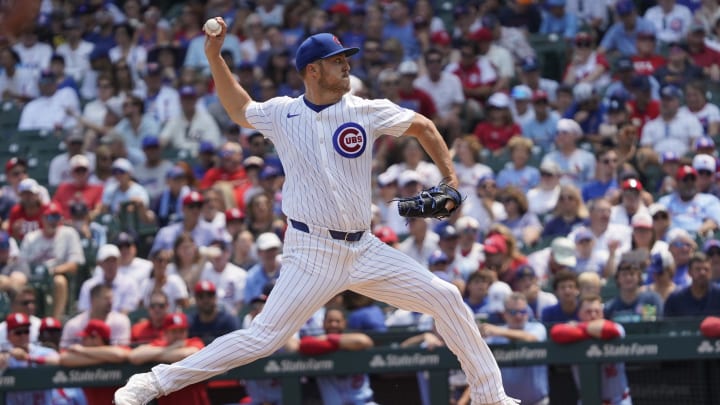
<box><xmin>244</xmin><ymin>97</ymin><xmax>294</xmax><ymax>141</ymax></box>
<box><xmin>369</xmin><ymin>98</ymin><xmax>416</xmax><ymax>139</ymax></box>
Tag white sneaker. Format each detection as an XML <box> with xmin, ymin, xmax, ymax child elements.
<box><xmin>113</xmin><ymin>372</ymin><xmax>161</xmax><ymax>405</ymax></box>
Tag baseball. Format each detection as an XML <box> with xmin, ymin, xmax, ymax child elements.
<box><xmin>204</xmin><ymin>18</ymin><xmax>221</xmax><ymax>36</ymax></box>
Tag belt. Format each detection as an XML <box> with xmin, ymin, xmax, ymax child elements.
<box><xmin>290</xmin><ymin>219</ymin><xmax>365</xmax><ymax>242</ymax></box>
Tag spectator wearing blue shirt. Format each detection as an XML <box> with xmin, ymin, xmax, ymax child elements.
<box><xmin>343</xmin><ymin>291</ymin><xmax>388</xmax><ymax>332</ymax></box>
<box><xmin>188</xmin><ymin>281</ymin><xmax>240</xmax><ymax>342</ymax></box>
<box><xmin>604</xmin><ymin>253</ymin><xmax>664</xmax><ymax>322</ymax></box>
<box><xmin>599</xmin><ymin>0</ymin><xmax>656</xmax><ymax>56</ymax></box>
<box><xmin>582</xmin><ymin>149</ymin><xmax>620</xmax><ymax>202</ymax></box>
<box><xmin>667</xmin><ymin>228</ymin><xmax>697</xmax><ymax>287</ymax></box>
<box><xmin>658</xmin><ymin>165</ymin><xmax>720</xmax><ymax>237</ymax></box>
<box><xmin>243</xmin><ymin>233</ymin><xmax>283</xmax><ymax>305</ymax></box>
<box><xmin>522</xmin><ymin>90</ymin><xmax>559</xmax><ymax>150</ymax></box>
<box><xmin>563</xmin><ymin>82</ymin><xmax>606</xmax><ymax>138</ymax></box>
<box><xmin>382</xmin><ymin>1</ymin><xmax>421</xmax><ymax>61</ymax></box>
<box><xmin>497</xmin><ymin>137</ymin><xmax>541</xmax><ymax>193</ymax></box>
<box><xmin>540</xmin><ymin>0</ymin><xmax>579</xmax><ymax>40</ymax></box>
<box><xmin>664</xmin><ymin>252</ymin><xmax>720</xmax><ymax>317</ymax></box>
<box><xmin>541</xmin><ymin>270</ymin><xmax>580</xmax><ymax>323</ymax></box>
<box><xmin>542</xmin><ymin>184</ymin><xmax>588</xmax><ymax>239</ymax></box>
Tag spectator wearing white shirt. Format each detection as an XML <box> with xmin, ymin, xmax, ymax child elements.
<box><xmin>569</xmin><ymin>198</ymin><xmax>632</xmax><ymax>270</ymax></box>
<box><xmin>398</xmin><ymin>217</ymin><xmax>440</xmax><ymax>265</ymax></box>
<box><xmin>18</xmin><ymin>70</ymin><xmax>79</xmax><ymax>131</ymax></box>
<box><xmin>112</xmin><ymin>94</ymin><xmax>161</xmax><ymax>165</ymax></box>
<box><xmin>414</xmin><ymin>48</ymin><xmax>464</xmax><ymax>143</ymax></box>
<box><xmin>78</xmin><ymin>244</ymin><xmax>139</xmax><ymax>314</ymax></box>
<box><xmin>13</xmin><ymin>28</ymin><xmax>52</xmax><ymax>71</ymax></box>
<box><xmin>199</xmin><ymin>237</ymin><xmax>247</xmax><ymax>316</ymax></box>
<box><xmin>0</xmin><ymin>286</ymin><xmax>41</xmax><ymax>346</ymax></box>
<box><xmin>541</xmin><ymin>118</ymin><xmax>597</xmax><ymax>189</ymax></box>
<box><xmin>462</xmin><ymin>174</ymin><xmax>507</xmax><ymax>236</ymax></box>
<box><xmin>640</xmin><ymin>84</ymin><xmax>703</xmax><ymax>156</ymax></box>
<box><xmin>140</xmin><ymin>249</ymin><xmax>189</xmax><ymax>313</ymax></box>
<box><xmin>60</xmin><ymin>284</ymin><xmax>131</xmax><ymax>348</ymax></box>
<box><xmin>454</xmin><ymin>217</ymin><xmax>486</xmax><ymax>281</ymax></box>
<box><xmin>610</xmin><ymin>179</ymin><xmax>650</xmax><ymax>226</ymax></box>
<box><xmin>681</xmin><ymin>80</ymin><xmax>720</xmax><ymax>137</ymax></box>
<box><xmin>140</xmin><ymin>63</ymin><xmax>180</xmax><ymax>125</ymax></box>
<box><xmin>384</xmin><ymin>137</ymin><xmax>443</xmax><ymax>188</ymax></box>
<box><xmin>93</xmin><ymin>232</ymin><xmax>152</xmax><ymax>285</ymax></box>
<box><xmin>658</xmin><ymin>165</ymin><xmax>720</xmax><ymax>237</ymax></box>
<box><xmin>0</xmin><ymin>47</ymin><xmax>38</xmax><ymax>104</ymax></box>
<box><xmin>54</xmin><ymin>19</ymin><xmax>94</xmax><ymax>84</ymax></box>
<box><xmin>134</xmin><ymin>136</ymin><xmax>174</xmax><ymax>203</ymax></box>
<box><xmin>47</xmin><ymin>131</ymin><xmax>96</xmax><ymax>188</ymax></box>
<box><xmin>644</xmin><ymin>0</ymin><xmax>694</xmax><ymax>45</ymax></box>
<box><xmin>159</xmin><ymin>86</ymin><xmax>222</xmax><ymax>157</ymax></box>
<box><xmin>528</xmin><ymin>161</ymin><xmax>562</xmax><ymax>215</ymax></box>
<box><xmin>109</xmin><ymin>22</ymin><xmax>147</xmax><ymax>79</ymax></box>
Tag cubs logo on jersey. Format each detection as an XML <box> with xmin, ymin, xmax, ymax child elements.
<box><xmin>332</xmin><ymin>122</ymin><xmax>367</xmax><ymax>158</ymax></box>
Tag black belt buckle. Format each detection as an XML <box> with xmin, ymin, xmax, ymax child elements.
<box><xmin>328</xmin><ymin>230</ymin><xmax>363</xmax><ymax>242</ymax></box>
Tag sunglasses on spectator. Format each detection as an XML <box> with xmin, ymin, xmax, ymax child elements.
<box><xmin>73</xmin><ymin>167</ymin><xmax>88</xmax><ymax>173</ymax></box>
<box><xmin>11</xmin><ymin>329</ymin><xmax>30</xmax><ymax>336</ymax></box>
<box><xmin>45</xmin><ymin>214</ymin><xmax>62</xmax><ymax>222</ymax></box>
<box><xmin>671</xmin><ymin>241</ymin><xmax>691</xmax><ymax>249</ymax></box>
<box><xmin>559</xmin><ymin>194</ymin><xmax>576</xmax><ymax>201</ymax></box>
<box><xmin>652</xmin><ymin>213</ymin><xmax>668</xmax><ymax>220</ymax></box>
<box><xmin>699</xmin><ymin>170</ymin><xmax>714</xmax><ymax>177</ymax></box>
<box><xmin>506</xmin><ymin>308</ymin><xmax>528</xmax><ymax>316</ymax></box>
<box><xmin>576</xmin><ymin>41</ymin><xmax>593</xmax><ymax>48</ymax></box>
<box><xmin>540</xmin><ymin>171</ymin><xmax>554</xmax><ymax>177</ymax></box>
<box><xmin>195</xmin><ymin>292</ymin><xmax>215</xmax><ymax>299</ymax></box>
<box><xmin>111</xmin><ymin>168</ymin><xmax>127</xmax><ymax>175</ymax></box>
<box><xmin>149</xmin><ymin>302</ymin><xmax>167</xmax><ymax>309</ymax></box>
<box><xmin>9</xmin><ymin>169</ymin><xmax>26</xmax><ymax>177</ymax></box>
<box><xmin>186</xmin><ymin>203</ymin><xmax>204</xmax><ymax>209</ymax></box>
<box><xmin>601</xmin><ymin>158</ymin><xmax>618</xmax><ymax>164</ymax></box>
<box><xmin>20</xmin><ymin>299</ymin><xmax>35</xmax><ymax>306</ymax></box>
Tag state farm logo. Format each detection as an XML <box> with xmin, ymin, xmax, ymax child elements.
<box><xmin>333</xmin><ymin>122</ymin><xmax>367</xmax><ymax>158</ymax></box>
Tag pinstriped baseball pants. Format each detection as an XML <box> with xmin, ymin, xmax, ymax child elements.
<box><xmin>151</xmin><ymin>226</ymin><xmax>512</xmax><ymax>404</ymax></box>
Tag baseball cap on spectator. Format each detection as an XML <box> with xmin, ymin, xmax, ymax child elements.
<box><xmin>0</xmin><ymin>231</ymin><xmax>10</xmax><ymax>250</ymax></box>
<box><xmin>521</xmin><ymin>57</ymin><xmax>540</xmax><ymax>72</ymax></box>
<box><xmin>374</xmin><ymin>226</ymin><xmax>398</xmax><ymax>244</ymax></box>
<box><xmin>487</xmin><ymin>92</ymin><xmax>510</xmax><ymax>108</ymax></box>
<box><xmin>96</xmin><ymin>244</ymin><xmax>121</xmax><ymax>262</ymax></box>
<box><xmin>259</xmin><ymin>165</ymin><xmax>282</xmax><ymax>180</ymax></box>
<box><xmin>668</xmin><ymin>41</ymin><xmax>689</xmax><ymax>53</ymax></box>
<box><xmin>182</xmin><ymin>191</ymin><xmax>204</xmax><ymax>206</ymax></box>
<box><xmin>146</xmin><ymin>62</ymin><xmax>162</xmax><ymax>76</ymax></box>
<box><xmin>540</xmin><ymin>160</ymin><xmax>561</xmax><ymax>176</ymax></box>
<box><xmin>398</xmin><ymin>170</ymin><xmax>422</xmax><ymax>187</ymax></box>
<box><xmin>637</xmin><ymin>27</ymin><xmax>656</xmax><ymax>39</ymax></box>
<box><xmin>574</xmin><ymin>31</ymin><xmax>593</xmax><ymax>44</ymax></box>
<box><xmin>377</xmin><ymin>170</ymin><xmax>397</xmax><ymax>187</ymax></box>
<box><xmin>455</xmin><ymin>216</ymin><xmax>480</xmax><ymax>233</ymax></box>
<box><xmin>141</xmin><ymin>136</ymin><xmax>160</xmax><ymax>149</ymax></box>
<box><xmin>532</xmin><ymin>89</ymin><xmax>549</xmax><ymax>102</ymax></box>
<box><xmin>695</xmin><ymin>137</ymin><xmax>716</xmax><ymax>150</ymax></box>
<box><xmin>5</xmin><ymin>157</ymin><xmax>26</xmax><ymax>173</ymax></box>
<box><xmin>660</xmin><ymin>84</ymin><xmax>683</xmax><ymax>99</ymax></box>
<box><xmin>676</xmin><ymin>165</ymin><xmax>698</xmax><ymax>180</ymax></box>
<box><xmin>477</xmin><ymin>173</ymin><xmax>496</xmax><ymax>186</ymax></box>
<box><xmin>327</xmin><ymin>2</ymin><xmax>351</xmax><ymax>15</ymax></box>
<box><xmin>615</xmin><ymin>57</ymin><xmax>634</xmax><ymax>72</ymax></box>
<box><xmin>690</xmin><ymin>21</ymin><xmax>707</xmax><ymax>34</ymax></box>
<box><xmin>574</xmin><ymin>227</ymin><xmax>594</xmax><ymax>243</ymax></box>
<box><xmin>660</xmin><ymin>151</ymin><xmax>679</xmax><ymax>164</ymax></box>
<box><xmin>18</xmin><ymin>178</ymin><xmax>40</xmax><ymax>194</ymax></box>
<box><xmin>693</xmin><ymin>154</ymin><xmax>716</xmax><ymax>173</ymax></box>
<box><xmin>703</xmin><ymin>239</ymin><xmax>720</xmax><ymax>254</ymax></box>
<box><xmin>648</xmin><ymin>250</ymin><xmax>674</xmax><ymax>274</ymax></box>
<box><xmin>43</xmin><ymin>202</ymin><xmax>62</xmax><ymax>216</ymax></box>
<box><xmin>607</xmin><ymin>97</ymin><xmax>626</xmax><ymax>113</ymax></box>
<box><xmin>551</xmin><ymin>237</ymin><xmax>576</xmax><ymax>267</ymax></box>
<box><xmin>6</xmin><ymin>313</ymin><xmax>31</xmax><ymax>331</ymax></box>
<box><xmin>486</xmin><ymin>282</ymin><xmax>512</xmax><ymax>312</ymax></box>
<box><xmin>631</xmin><ymin>212</ymin><xmax>653</xmax><ymax>229</ymax></box>
<box><xmin>115</xmin><ymin>232</ymin><xmax>135</xmax><ymax>247</ymax></box>
<box><xmin>629</xmin><ymin>75</ymin><xmax>651</xmax><ymax>92</ymax></box>
<box><xmin>397</xmin><ymin>60</ymin><xmax>419</xmax><ymax>75</ymax></box>
<box><xmin>572</xmin><ymin>82</ymin><xmax>595</xmax><ymax>103</ymax></box>
<box><xmin>484</xmin><ymin>234</ymin><xmax>508</xmax><ymax>255</ymax></box>
<box><xmin>557</xmin><ymin>118</ymin><xmax>583</xmax><ymax>136</ymax></box>
<box><xmin>225</xmin><ymin>208</ymin><xmax>245</xmax><ymax>222</ymax></box>
<box><xmin>69</xmin><ymin>154</ymin><xmax>90</xmax><ymax>170</ymax></box>
<box><xmin>429</xmin><ymin>31</ymin><xmax>451</xmax><ymax>46</ymax></box>
<box><xmin>164</xmin><ymin>313</ymin><xmax>189</xmax><ymax>330</ymax></box>
<box><xmin>39</xmin><ymin>317</ymin><xmax>62</xmax><ymax>332</ymax></box>
<box><xmin>438</xmin><ymin>225</ymin><xmax>459</xmax><ymax>240</ymax></box>
<box><xmin>547</xmin><ymin>0</ymin><xmax>565</xmax><ymax>7</ymax></box>
<box><xmin>78</xmin><ymin>319</ymin><xmax>111</xmax><ymax>341</ymax></box>
<box><xmin>111</xmin><ymin>158</ymin><xmax>133</xmax><ymax>175</ymax></box>
<box><xmin>166</xmin><ymin>166</ymin><xmax>185</xmax><ymax>179</ymax></box>
<box><xmin>514</xmin><ymin>265</ymin><xmax>536</xmax><ymax>283</ymax></box>
<box><xmin>199</xmin><ymin>141</ymin><xmax>216</xmax><ymax>154</ymax></box>
<box><xmin>295</xmin><ymin>33</ymin><xmax>359</xmax><ymax>72</ymax></box>
<box><xmin>621</xmin><ymin>178</ymin><xmax>643</xmax><ymax>191</ymax></box>
<box><xmin>648</xmin><ymin>203</ymin><xmax>668</xmax><ymax>217</ymax></box>
<box><xmin>179</xmin><ymin>85</ymin><xmax>197</xmax><ymax>98</ymax></box>
<box><xmin>668</xmin><ymin>228</ymin><xmax>694</xmax><ymax>246</ymax></box>
<box><xmin>615</xmin><ymin>0</ymin><xmax>635</xmax><ymax>15</ymax></box>
<box><xmin>39</xmin><ymin>69</ymin><xmax>56</xmax><ymax>83</ymax></box>
<box><xmin>65</xmin><ymin>129</ymin><xmax>84</xmax><ymax>144</ymax></box>
<box><xmin>428</xmin><ymin>250</ymin><xmax>450</xmax><ymax>265</ymax></box>
<box><xmin>471</xmin><ymin>28</ymin><xmax>493</xmax><ymax>42</ymax></box>
<box><xmin>243</xmin><ymin>156</ymin><xmax>265</xmax><ymax>170</ymax></box>
<box><xmin>511</xmin><ymin>85</ymin><xmax>532</xmax><ymax>100</ymax></box>
<box><xmin>194</xmin><ymin>280</ymin><xmax>216</xmax><ymax>294</ymax></box>
<box><xmin>257</xmin><ymin>232</ymin><xmax>282</xmax><ymax>251</ymax></box>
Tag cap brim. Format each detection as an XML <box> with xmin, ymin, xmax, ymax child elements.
<box><xmin>321</xmin><ymin>47</ymin><xmax>360</xmax><ymax>61</ymax></box>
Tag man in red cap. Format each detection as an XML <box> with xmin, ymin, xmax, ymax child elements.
<box><xmin>199</xmin><ymin>141</ymin><xmax>249</xmax><ymax>191</ymax></box>
<box><xmin>188</xmin><ymin>280</ymin><xmax>239</xmax><ymax>342</ymax></box>
<box><xmin>610</xmin><ymin>178</ymin><xmax>649</xmax><ymax>226</ymax></box>
<box><xmin>224</xmin><ymin>207</ymin><xmax>246</xmax><ymax>239</ymax></box>
<box><xmin>38</xmin><ymin>316</ymin><xmax>63</xmax><ymax>350</ymax></box>
<box><xmin>129</xmin><ymin>313</ymin><xmax>210</xmax><ymax>405</ymax></box>
<box><xmin>658</xmin><ymin>165</ymin><xmax>720</xmax><ymax>237</ymax></box>
<box><xmin>60</xmin><ymin>318</ymin><xmax>130</xmax><ymax>404</ymax></box>
<box><xmin>7</xmin><ymin>178</ymin><xmax>45</xmax><ymax>241</ymax></box>
<box><xmin>151</xmin><ymin>190</ymin><xmax>219</xmax><ymax>252</ymax></box>
<box><xmin>19</xmin><ymin>202</ymin><xmax>84</xmax><ymax>319</ymax></box>
<box><xmin>0</xmin><ymin>312</ymin><xmax>60</xmax><ymax>405</ymax></box>
<box><xmin>132</xmin><ymin>291</ymin><xmax>170</xmax><ymax>344</ymax></box>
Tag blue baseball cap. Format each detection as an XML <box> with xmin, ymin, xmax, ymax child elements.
<box><xmin>704</xmin><ymin>239</ymin><xmax>720</xmax><ymax>254</ymax></box>
<box><xmin>199</xmin><ymin>141</ymin><xmax>216</xmax><ymax>154</ymax></box>
<box><xmin>428</xmin><ymin>250</ymin><xmax>450</xmax><ymax>265</ymax></box>
<box><xmin>259</xmin><ymin>165</ymin><xmax>282</xmax><ymax>180</ymax></box>
<box><xmin>142</xmin><ymin>136</ymin><xmax>160</xmax><ymax>148</ymax></box>
<box><xmin>295</xmin><ymin>33</ymin><xmax>359</xmax><ymax>72</ymax></box>
<box><xmin>660</xmin><ymin>84</ymin><xmax>683</xmax><ymax>99</ymax></box>
<box><xmin>661</xmin><ymin>151</ymin><xmax>679</xmax><ymax>164</ymax></box>
<box><xmin>615</xmin><ymin>0</ymin><xmax>635</xmax><ymax>15</ymax></box>
<box><xmin>696</xmin><ymin>136</ymin><xmax>716</xmax><ymax>149</ymax></box>
<box><xmin>521</xmin><ymin>57</ymin><xmax>539</xmax><ymax>72</ymax></box>
<box><xmin>166</xmin><ymin>165</ymin><xmax>185</xmax><ymax>179</ymax></box>
<box><xmin>0</xmin><ymin>231</ymin><xmax>9</xmax><ymax>250</ymax></box>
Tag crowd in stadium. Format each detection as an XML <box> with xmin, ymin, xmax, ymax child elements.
<box><xmin>3</xmin><ymin>0</ymin><xmax>720</xmax><ymax>403</ymax></box>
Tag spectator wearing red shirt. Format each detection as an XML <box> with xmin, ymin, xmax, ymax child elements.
<box><xmin>446</xmin><ymin>37</ymin><xmax>497</xmax><ymax>105</ymax></box>
<box><xmin>686</xmin><ymin>23</ymin><xmax>720</xmax><ymax>81</ymax></box>
<box><xmin>52</xmin><ymin>155</ymin><xmax>104</xmax><ymax>219</ymax></box>
<box><xmin>7</xmin><ymin>179</ymin><xmax>45</xmax><ymax>241</ymax></box>
<box><xmin>129</xmin><ymin>313</ymin><xmax>210</xmax><ymax>405</ymax></box>
<box><xmin>199</xmin><ymin>141</ymin><xmax>248</xmax><ymax>190</ymax></box>
<box><xmin>472</xmin><ymin>93</ymin><xmax>521</xmax><ymax>152</ymax></box>
<box><xmin>627</xmin><ymin>75</ymin><xmax>660</xmax><ymax>132</ymax></box>
<box><xmin>59</xmin><ymin>319</ymin><xmax>131</xmax><ymax>404</ymax></box>
<box><xmin>396</xmin><ymin>61</ymin><xmax>437</xmax><ymax>119</ymax></box>
<box><xmin>631</xmin><ymin>30</ymin><xmax>666</xmax><ymax>76</ymax></box>
<box><xmin>131</xmin><ymin>291</ymin><xmax>170</xmax><ymax>345</ymax></box>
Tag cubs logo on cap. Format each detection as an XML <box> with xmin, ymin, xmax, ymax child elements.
<box><xmin>333</xmin><ymin>122</ymin><xmax>366</xmax><ymax>158</ymax></box>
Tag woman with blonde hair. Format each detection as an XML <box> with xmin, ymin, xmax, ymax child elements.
<box><xmin>542</xmin><ymin>184</ymin><xmax>588</xmax><ymax>239</ymax></box>
<box><xmin>497</xmin><ymin>137</ymin><xmax>540</xmax><ymax>193</ymax></box>
<box><xmin>451</xmin><ymin>135</ymin><xmax>492</xmax><ymax>201</ymax></box>
<box><xmin>498</xmin><ymin>186</ymin><xmax>543</xmax><ymax>248</ymax></box>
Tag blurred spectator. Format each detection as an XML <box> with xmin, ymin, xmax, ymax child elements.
<box><xmin>61</xmin><ymin>284</ymin><xmax>131</xmax><ymax>348</ymax></box>
<box><xmin>48</xmin><ymin>130</ymin><xmax>95</xmax><ymax>188</ymax></box>
<box><xmin>541</xmin><ymin>118</ymin><xmax>596</xmax><ymax>188</ymax></box>
<box><xmin>299</xmin><ymin>307</ymin><xmax>376</xmax><ymax>404</ymax></box>
<box><xmin>382</xmin><ymin>1</ymin><xmax>420</xmax><ymax>61</ymax></box>
<box><xmin>631</xmin><ymin>29</ymin><xmax>666</xmax><ymax>77</ymax></box>
<box><xmin>396</xmin><ymin>60</ymin><xmax>437</xmax><ymax>119</ymax></box>
<box><xmin>109</xmin><ymin>23</ymin><xmax>147</xmax><ymax>79</ymax></box>
<box><xmin>654</xmin><ymin>42</ymin><xmax>703</xmax><ymax>88</ymax></box>
<box><xmin>244</xmin><ymin>232</ymin><xmax>282</xmax><ymax>306</ymax></box>
<box><xmin>94</xmin><ymin>158</ymin><xmax>152</xmax><ymax>221</ymax></box>
<box><xmin>454</xmin><ymin>217</ymin><xmax>485</xmax><ymax>280</ymax></box>
<box><xmin>92</xmin><ymin>146</ymin><xmax>115</xmax><ymax>184</ymax></box>
<box><xmin>1</xmin><ymin>313</ymin><xmax>60</xmax><ymax>404</ymax></box>
<box><xmin>436</xmin><ymin>225</ymin><xmax>462</xmax><ymax>279</ymax></box>
<box><xmin>427</xmin><ymin>249</ymin><xmax>465</xmax><ymax>293</ymax></box>
<box><xmin>452</xmin><ymin>135</ymin><xmax>492</xmax><ymax>204</ymax></box>
<box><xmin>668</xmin><ymin>228</ymin><xmax>698</xmax><ymax>287</ymax></box>
<box><xmin>657</xmin><ymin>165</ymin><xmax>720</xmax><ymax>237</ymax></box>
<box><xmin>224</xmin><ymin>207</ymin><xmax>246</xmax><ymax>241</ymax></box>
<box><xmin>598</xmin><ymin>0</ymin><xmax>656</xmax><ymax>56</ymax></box>
<box><xmin>55</xmin><ymin>19</ymin><xmax>93</xmax><ymax>84</ymax></box>
<box><xmin>529</xmin><ymin>237</ymin><xmax>578</xmax><ymax>283</ymax></box>
<box><xmin>445</xmin><ymin>37</ymin><xmax>498</xmax><ymax>114</ymax></box>
<box><xmin>38</xmin><ymin>317</ymin><xmax>62</xmax><ymax>353</ymax></box>
<box><xmin>13</xmin><ymin>28</ymin><xmax>52</xmax><ymax>71</ymax></box>
<box><xmin>463</xmin><ymin>174</ymin><xmax>507</xmax><ymax>236</ymax></box>
<box><xmin>657</xmin><ymin>152</ymin><xmax>681</xmax><ymax>195</ymax></box>
<box><xmin>550</xmin><ymin>296</ymin><xmax>632</xmax><ymax>405</ymax></box>
<box><xmin>473</xmin><ymin>92</ymin><xmax>521</xmax><ymax>153</ymax></box>
<box><xmin>518</xmin><ymin>58</ymin><xmax>559</xmax><ymax>106</ymax></box>
<box><xmin>540</xmin><ymin>0</ymin><xmax>579</xmax><ymax>40</ymax></box>
<box><xmin>499</xmin><ymin>186</ymin><xmax>542</xmax><ymax>247</ymax></box>
<box><xmin>199</xmin><ymin>142</ymin><xmax>248</xmax><ymax>190</ymax></box>
<box><xmin>188</xmin><ymin>280</ymin><xmax>239</xmax><ymax>343</ymax></box>
<box><xmin>183</xmin><ymin>25</ymin><xmax>242</xmax><ymax>75</ymax></box>
<box><xmin>570</xmin><ymin>197</ymin><xmax>632</xmax><ymax>266</ymax></box>
<box><xmin>78</xmin><ymin>244</ymin><xmax>138</xmax><ymax>314</ymax></box>
<box><xmin>564</xmin><ymin>82</ymin><xmax>605</xmax><ymax>138</ymax></box>
<box><xmin>693</xmin><ymin>152</ymin><xmax>719</xmax><ymax>196</ymax></box>
<box><xmin>605</xmin><ymin>252</ymin><xmax>664</xmax><ymax>322</ymax></box>
<box><xmin>578</xmin><ymin>271</ymin><xmax>602</xmax><ymax>296</ymax></box>
<box><xmin>686</xmin><ymin>23</ymin><xmax>720</xmax><ymax>81</ymax></box>
<box><xmin>610</xmin><ymin>179</ymin><xmax>648</xmax><ymax>226</ymax></box>
<box><xmin>414</xmin><ymin>48</ymin><xmax>464</xmax><ymax>143</ymax></box>
<box><xmin>645</xmin><ymin>250</ymin><xmax>678</xmax><ymax>300</ymax></box>
<box><xmin>398</xmin><ymin>218</ymin><xmax>439</xmax><ymax>265</ymax></box>
<box><xmin>631</xmin><ymin>212</ymin><xmax>669</xmax><ymax>255</ymax></box>
<box><xmin>135</xmin><ymin>136</ymin><xmax>174</xmax><ymax>203</ymax></box>
<box><xmin>152</xmin><ymin>191</ymin><xmax>218</xmax><ymax>252</ymax></box>
<box><xmin>528</xmin><ymin>160</ymin><xmax>562</xmax><ymax>216</ymax></box>
<box><xmin>563</xmin><ymin>32</ymin><xmax>610</xmax><ymax>90</ymax></box>
<box><xmin>649</xmin><ymin>203</ymin><xmax>672</xmax><ymax>241</ymax></box>
<box><xmin>129</xmin><ymin>313</ymin><xmax>211</xmax><ymax>405</ymax></box>
<box><xmin>464</xmin><ymin>270</ymin><xmax>496</xmax><ymax>315</ymax></box>
<box><xmin>0</xmin><ymin>232</ymin><xmax>27</xmax><ymax>292</ymax></box>
<box><xmin>112</xmin><ymin>95</ymin><xmax>161</xmax><ymax>164</ymax></box>
<box><xmin>132</xmin><ymin>291</ymin><xmax>169</xmax><ymax>345</ymax></box>
<box><xmin>19</xmin><ymin>202</ymin><xmax>84</xmax><ymax>319</ymax></box>
<box><xmin>140</xmin><ymin>249</ymin><xmax>189</xmax><ymax>313</ymax></box>
<box><xmin>644</xmin><ymin>0</ymin><xmax>693</xmax><ymax>45</ymax></box>
<box><xmin>574</xmin><ymin>227</ymin><xmax>607</xmax><ymax>275</ymax></box>
<box><xmin>481</xmin><ymin>228</ymin><xmax>529</xmax><ymax>284</ymax></box>
<box><xmin>385</xmin><ymin>137</ymin><xmax>443</xmax><ymax>189</ymax></box>
<box><xmin>643</xmin><ymin>85</ymin><xmax>704</xmax><ymax>156</ymax></box>
<box><xmin>343</xmin><ymin>291</ymin><xmax>388</xmax><ymax>333</ymax></box>
<box><xmin>497</xmin><ymin>137</ymin><xmax>540</xmax><ymax>193</ymax></box>
<box><xmin>510</xmin><ymin>85</ymin><xmax>534</xmax><ymax>127</ymax></box>
<box><xmin>7</xmin><ymin>178</ymin><xmax>45</xmax><ymax>241</ymax></box>
<box><xmin>159</xmin><ymin>85</ymin><xmax>222</xmax><ymax>156</ymax></box>
<box><xmin>566</xmin><ymin>0</ymin><xmax>608</xmax><ymax>32</ymax></box>
<box><xmin>59</xmin><ymin>318</ymin><xmax>129</xmax><ymax>403</ymax></box>
<box><xmin>0</xmin><ymin>286</ymin><xmax>39</xmax><ymax>345</ymax></box>
<box><xmin>664</xmin><ymin>252</ymin><xmax>720</xmax><ymax>316</ymax></box>
<box><xmin>582</xmin><ymin>148</ymin><xmax>619</xmax><ymax>202</ymax></box>
<box><xmin>706</xmin><ymin>240</ymin><xmax>720</xmax><ymax>285</ymax></box>
<box><xmin>681</xmin><ymin>81</ymin><xmax>720</xmax><ymax>137</ymax></box>
<box><xmin>199</xmin><ymin>237</ymin><xmax>247</xmax><ymax>316</ymax></box>
<box><xmin>153</xmin><ymin>166</ymin><xmax>191</xmax><ymax>227</ymax></box>
<box><xmin>0</xmin><ymin>47</ymin><xmax>39</xmax><ymax>104</ymax></box>
<box><xmin>498</xmin><ymin>0</ymin><xmax>542</xmax><ymax>33</ymax></box>
<box><xmin>544</xmin><ymin>184</ymin><xmax>589</xmax><ymax>239</ymax></box>
<box><xmin>52</xmin><ymin>155</ymin><xmax>104</xmax><ymax>218</ymax></box>
<box><xmin>18</xmin><ymin>69</ymin><xmax>80</xmax><ymax>131</ymax></box>
<box><xmin>513</xmin><ymin>265</ymin><xmax>558</xmax><ymax>320</ymax></box>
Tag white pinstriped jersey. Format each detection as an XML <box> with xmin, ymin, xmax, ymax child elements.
<box><xmin>246</xmin><ymin>94</ymin><xmax>415</xmax><ymax>231</ymax></box>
